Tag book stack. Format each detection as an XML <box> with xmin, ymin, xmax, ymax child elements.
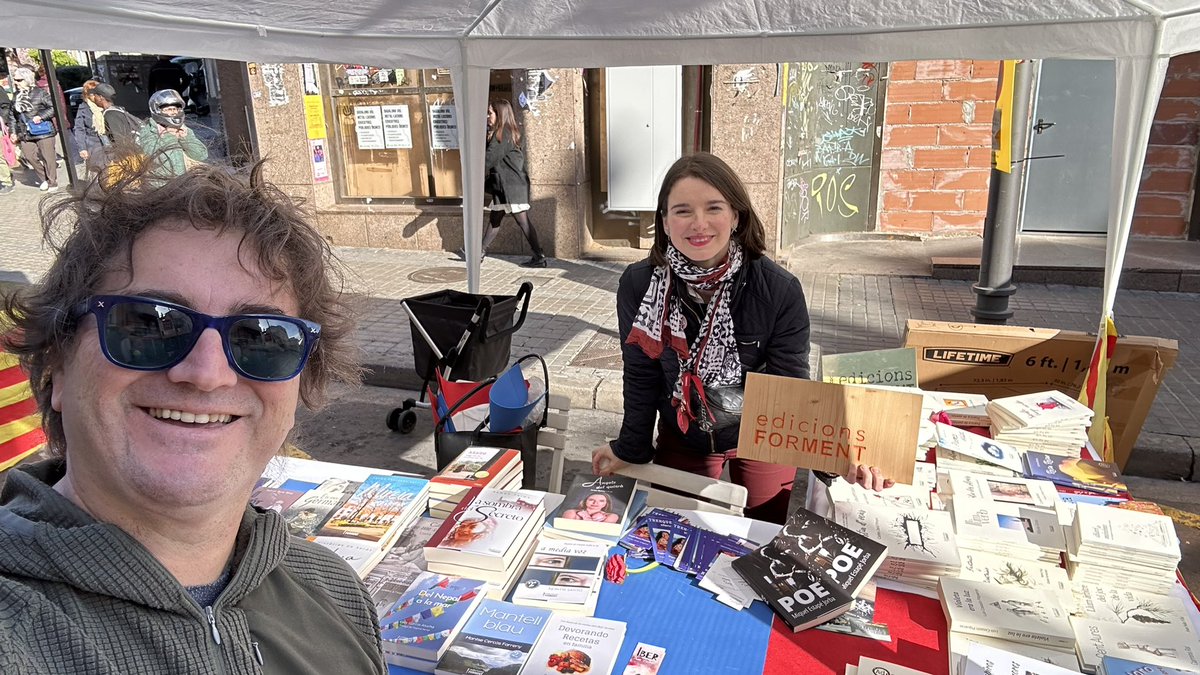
<box><xmin>1072</xmin><ymin>618</ymin><xmax>1200</xmax><ymax>674</ymax></box>
<box><xmin>987</xmin><ymin>391</ymin><xmax>1094</xmax><ymax>457</ymax></box>
<box><xmin>379</xmin><ymin>572</ymin><xmax>487</xmax><ymax>672</ymax></box>
<box><xmin>832</xmin><ymin>501</ymin><xmax>961</xmax><ymax>593</ymax></box>
<box><xmin>732</xmin><ymin>507</ymin><xmax>887</xmax><ymax>632</ymax></box>
<box><xmin>939</xmin><ymin>470</ymin><xmax>1062</xmax><ymax>509</ymax></box>
<box><xmin>1072</xmin><ymin>581</ymin><xmax>1195</xmax><ymax>630</ymax></box>
<box><xmin>256</xmin><ymin>457</ymin><xmax>431</xmax><ymax>577</ymax></box>
<box><xmin>519</xmin><ymin>614</ymin><xmax>627</xmax><ymax>675</ymax></box>
<box><xmin>510</xmin><ymin>538</ymin><xmax>610</xmax><ymax>616</ymax></box>
<box><xmin>427</xmin><ymin>447</ymin><xmax>523</xmax><ymax>519</ymax></box>
<box><xmin>423</xmin><ymin>487</ymin><xmax>546</xmax><ymax>599</ymax></box>
<box><xmin>1067</xmin><ymin>503</ymin><xmax>1182</xmax><ymax>596</ymax></box>
<box><xmin>949</xmin><ymin>497</ymin><xmax>1066</xmax><ymax>564</ymax></box>
<box><xmin>435</xmin><ymin>599</ymin><xmax>552</xmax><ymax>675</ymax></box>
<box><xmin>956</xmin><ymin>550</ymin><xmax>1072</xmax><ymax>603</ymax></box>
<box><xmin>364</xmin><ymin>516</ymin><xmax>445</xmax><ymax>617</ymax></box>
<box><xmin>942</xmin><ymin>403</ymin><xmax>992</xmax><ymax>430</ymax></box>
<box><xmin>939</xmin><ymin>576</ymin><xmax>1076</xmax><ymax>652</ymax></box>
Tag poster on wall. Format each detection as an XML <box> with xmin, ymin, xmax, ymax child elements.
<box><xmin>345</xmin><ymin>67</ymin><xmax>370</xmax><ymax>86</ymax></box>
<box><xmin>429</xmin><ymin>103</ymin><xmax>459</xmax><ymax>150</ymax></box>
<box><xmin>302</xmin><ymin>63</ymin><xmax>321</xmax><ymax>96</ymax></box>
<box><xmin>304</xmin><ymin>95</ymin><xmax>327</xmax><ymax>140</ymax></box>
<box><xmin>261</xmin><ymin>64</ymin><xmax>289</xmax><ymax>106</ymax></box>
<box><xmin>354</xmin><ymin>105</ymin><xmax>385</xmax><ymax>150</ymax></box>
<box><xmin>310</xmin><ymin>139</ymin><xmax>330</xmax><ymax>182</ymax></box>
<box><xmin>381</xmin><ymin>104</ymin><xmax>413</xmax><ymax>149</ymax></box>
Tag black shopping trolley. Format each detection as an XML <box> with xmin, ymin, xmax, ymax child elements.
<box><xmin>385</xmin><ymin>282</ymin><xmax>533</xmax><ymax>434</ymax></box>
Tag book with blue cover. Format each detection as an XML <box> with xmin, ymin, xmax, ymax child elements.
<box><xmin>1023</xmin><ymin>450</ymin><xmax>1127</xmax><ymax>496</ymax></box>
<box><xmin>1100</xmin><ymin>656</ymin><xmax>1200</xmax><ymax>675</ymax></box>
<box><xmin>434</xmin><ymin>599</ymin><xmax>553</xmax><ymax>675</ymax></box>
<box><xmin>381</xmin><ymin>572</ymin><xmax>487</xmax><ymax>666</ymax></box>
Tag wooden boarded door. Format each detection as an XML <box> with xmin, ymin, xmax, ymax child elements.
<box><xmin>780</xmin><ymin>62</ymin><xmax>887</xmax><ymax>244</ymax></box>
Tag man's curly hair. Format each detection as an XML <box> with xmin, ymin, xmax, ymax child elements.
<box><xmin>1</xmin><ymin>160</ymin><xmax>360</xmax><ymax>454</ymax></box>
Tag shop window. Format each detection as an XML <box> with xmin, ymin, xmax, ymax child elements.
<box><xmin>327</xmin><ymin>65</ymin><xmax>462</xmax><ymax>200</ymax></box>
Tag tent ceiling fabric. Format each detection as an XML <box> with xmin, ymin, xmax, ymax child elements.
<box><xmin>4</xmin><ymin>0</ymin><xmax>1200</xmax><ymax>303</ymax></box>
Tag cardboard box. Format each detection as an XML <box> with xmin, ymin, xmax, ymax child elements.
<box><xmin>903</xmin><ymin>320</ymin><xmax>1178</xmax><ymax>469</ymax></box>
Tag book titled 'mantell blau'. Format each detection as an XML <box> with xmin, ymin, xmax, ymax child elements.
<box><xmin>732</xmin><ymin>507</ymin><xmax>887</xmax><ymax>632</ymax></box>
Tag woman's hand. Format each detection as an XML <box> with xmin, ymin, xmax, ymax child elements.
<box><xmin>591</xmin><ymin>445</ymin><xmax>630</xmax><ymax>477</ymax></box>
<box><xmin>32</xmin><ymin>116</ymin><xmax>42</xmax><ymax>124</ymax></box>
<box><xmin>846</xmin><ymin>464</ymin><xmax>895</xmax><ymax>492</ymax></box>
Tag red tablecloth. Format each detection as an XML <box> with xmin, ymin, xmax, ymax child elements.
<box><xmin>764</xmin><ymin>588</ymin><xmax>949</xmax><ymax>675</ymax></box>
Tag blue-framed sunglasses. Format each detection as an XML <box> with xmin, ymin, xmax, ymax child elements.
<box><xmin>74</xmin><ymin>295</ymin><xmax>321</xmax><ymax>382</ymax></box>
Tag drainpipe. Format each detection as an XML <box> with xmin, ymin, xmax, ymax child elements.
<box><xmin>40</xmin><ymin>49</ymin><xmax>79</xmax><ymax>188</ymax></box>
<box><xmin>971</xmin><ymin>59</ymin><xmax>1036</xmax><ymax>324</ymax></box>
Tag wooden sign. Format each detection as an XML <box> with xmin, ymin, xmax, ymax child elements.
<box><xmin>821</xmin><ymin>347</ymin><xmax>918</xmax><ymax>387</ymax></box>
<box><xmin>736</xmin><ymin>372</ymin><xmax>922</xmax><ymax>484</ymax></box>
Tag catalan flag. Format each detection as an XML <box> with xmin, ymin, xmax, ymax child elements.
<box><xmin>1078</xmin><ymin>316</ymin><xmax>1118</xmax><ymax>464</ymax></box>
<box><xmin>0</xmin><ymin>350</ymin><xmax>46</xmax><ymax>472</ymax></box>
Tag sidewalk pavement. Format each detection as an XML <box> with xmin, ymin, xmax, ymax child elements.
<box><xmin>2</xmin><ymin>179</ymin><xmax>1197</xmax><ymax>480</ymax></box>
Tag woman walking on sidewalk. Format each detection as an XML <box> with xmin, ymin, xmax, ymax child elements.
<box><xmin>11</xmin><ymin>67</ymin><xmax>58</xmax><ymax>191</ymax></box>
<box><xmin>480</xmin><ymin>98</ymin><xmax>547</xmax><ymax>268</ymax></box>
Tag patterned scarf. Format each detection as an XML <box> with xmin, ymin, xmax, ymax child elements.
<box><xmin>88</xmin><ymin>98</ymin><xmax>107</xmax><ymax>135</ymax></box>
<box><xmin>13</xmin><ymin>89</ymin><xmax>34</xmax><ymax>116</ymax></box>
<box><xmin>626</xmin><ymin>241</ymin><xmax>744</xmax><ymax>433</ymax></box>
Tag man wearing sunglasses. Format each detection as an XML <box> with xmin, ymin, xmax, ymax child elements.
<box><xmin>0</xmin><ymin>164</ymin><xmax>385</xmax><ymax>673</ymax></box>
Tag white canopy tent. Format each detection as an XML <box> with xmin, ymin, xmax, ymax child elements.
<box><xmin>4</xmin><ymin>0</ymin><xmax>1200</xmax><ymax>328</ymax></box>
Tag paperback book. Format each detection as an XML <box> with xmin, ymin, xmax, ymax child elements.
<box><xmin>1099</xmin><ymin>656</ymin><xmax>1200</xmax><ymax>675</ymax></box>
<box><xmin>621</xmin><ymin>643</ymin><xmax>665</xmax><ymax>675</ymax></box>
<box><xmin>948</xmin><ymin>632</ymin><xmax>1082</xmax><ymax>675</ymax></box>
<box><xmin>519</xmin><ymin>614</ymin><xmax>626</xmax><ymax>675</ymax></box>
<box><xmin>365</xmin><ymin>516</ymin><xmax>445</xmax><ymax>617</ymax></box>
<box><xmin>1024</xmin><ymin>451</ymin><xmax>1128</xmax><ymax>496</ymax></box>
<box><xmin>962</xmin><ymin>641</ymin><xmax>1081</xmax><ymax>675</ymax></box>
<box><xmin>1073</xmin><ymin>618</ymin><xmax>1200</xmax><ymax>674</ymax></box>
<box><xmin>318</xmin><ymin>473</ymin><xmax>430</xmax><ymax>543</ymax></box>
<box><xmin>425</xmin><ymin>488</ymin><xmax>546</xmax><ymax>571</ymax></box>
<box><xmin>938</xmin><ymin>576</ymin><xmax>1074</xmax><ymax>650</ymax></box>
<box><xmin>280</xmin><ymin>477</ymin><xmax>361</xmax><ymax>538</ymax></box>
<box><xmin>250</xmin><ymin>487</ymin><xmax>305</xmax><ymax>514</ymax></box>
<box><xmin>435</xmin><ymin>599</ymin><xmax>552</xmax><ymax>675</ymax></box>
<box><xmin>732</xmin><ymin>540</ymin><xmax>854</xmax><ymax>632</ymax></box>
<box><xmin>987</xmin><ymin>390</ymin><xmax>1094</xmax><ymax>431</ymax></box>
<box><xmin>510</xmin><ymin>538</ymin><xmax>609</xmax><ymax>615</ymax></box>
<box><xmin>550</xmin><ymin>473</ymin><xmax>638</xmax><ymax>537</ymax></box>
<box><xmin>380</xmin><ymin>572</ymin><xmax>487</xmax><ymax>667</ymax></box>
<box><xmin>935</xmin><ymin>422</ymin><xmax>1026</xmax><ymax>474</ymax></box>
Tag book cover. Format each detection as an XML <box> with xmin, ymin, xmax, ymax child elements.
<box><xmin>956</xmin><ymin>551</ymin><xmax>1070</xmax><ymax>597</ymax></box>
<box><xmin>832</xmin><ymin>502</ymin><xmax>961</xmax><ymax>569</ymax></box>
<box><xmin>280</xmin><ymin>477</ymin><xmax>361</xmax><ymax>538</ymax></box>
<box><xmin>731</xmin><ymin>540</ymin><xmax>854</xmax><ymax>632</ymax></box>
<box><xmin>1024</xmin><ymin>451</ymin><xmax>1128</xmax><ymax>496</ymax></box>
<box><xmin>621</xmin><ymin>643</ymin><xmax>665</xmax><ymax>675</ymax></box>
<box><xmin>935</xmin><ymin>422</ymin><xmax>1026</xmax><ymax>474</ymax></box>
<box><xmin>950</xmin><ymin>498</ymin><xmax>1066</xmax><ymax>554</ymax></box>
<box><xmin>988</xmin><ymin>390</ymin><xmax>1093</xmax><ymax>431</ymax></box>
<box><xmin>943</xmin><ymin>403</ymin><xmax>992</xmax><ymax>428</ymax></box>
<box><xmin>815</xmin><ymin>582</ymin><xmax>890</xmax><ymax>641</ymax></box>
<box><xmin>309</xmin><ymin>536</ymin><xmax>389</xmax><ymax>577</ymax></box>
<box><xmin>1074</xmin><ymin>618</ymin><xmax>1200</xmax><ymax>673</ymax></box>
<box><xmin>433</xmin><ymin>447</ymin><xmax>521</xmax><ymax>488</ymax></box>
<box><xmin>1074</xmin><ymin>503</ymin><xmax>1180</xmax><ymax>558</ymax></box>
<box><xmin>944</xmin><ymin>470</ymin><xmax>1061</xmax><ymax>508</ymax></box>
<box><xmin>820</xmin><ymin>347</ymin><xmax>918</xmax><ymax>387</ymax></box>
<box><xmin>550</xmin><ymin>474</ymin><xmax>638</xmax><ymax>536</ymax></box>
<box><xmin>278</xmin><ymin>478</ymin><xmax>321</xmax><ymax>494</ymax></box>
<box><xmin>434</xmin><ymin>599</ymin><xmax>552</xmax><ymax>675</ymax></box>
<box><xmin>426</xmin><ymin>488</ymin><xmax>545</xmax><ymax>570</ymax></box>
<box><xmin>380</xmin><ymin>572</ymin><xmax>488</xmax><ymax>662</ymax></box>
<box><xmin>250</xmin><ymin>487</ymin><xmax>305</xmax><ymax>514</ymax></box>
<box><xmin>1073</xmin><ymin>582</ymin><xmax>1194</xmax><ymax>630</ymax></box>
<box><xmin>520</xmin><ymin>614</ymin><xmax>626</xmax><ymax>675</ymax></box>
<box><xmin>938</xmin><ymin>577</ymin><xmax>1074</xmax><ymax>649</ymax></box>
<box><xmin>961</xmin><ymin>641</ymin><xmax>1079</xmax><ymax>675</ymax></box>
<box><xmin>365</xmin><ymin>516</ymin><xmax>445</xmax><ymax>617</ymax></box>
<box><xmin>856</xmin><ymin>657</ymin><xmax>932</xmax><ymax>675</ymax></box>
<box><xmin>510</xmin><ymin>539</ymin><xmax>608</xmax><ymax>612</ymax></box>
<box><xmin>1100</xmin><ymin>656</ymin><xmax>1200</xmax><ymax>675</ymax></box>
<box><xmin>948</xmin><ymin>631</ymin><xmax>1082</xmax><ymax>675</ymax></box>
<box><xmin>319</xmin><ymin>473</ymin><xmax>429</xmax><ymax>542</ymax></box>
<box><xmin>772</xmin><ymin>507</ymin><xmax>888</xmax><ymax>599</ymax></box>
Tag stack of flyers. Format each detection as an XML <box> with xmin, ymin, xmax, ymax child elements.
<box><xmin>617</xmin><ymin>508</ymin><xmax>756</xmax><ymax>581</ymax></box>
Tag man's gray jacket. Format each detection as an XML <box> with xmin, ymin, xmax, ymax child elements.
<box><xmin>0</xmin><ymin>460</ymin><xmax>386</xmax><ymax>674</ymax></box>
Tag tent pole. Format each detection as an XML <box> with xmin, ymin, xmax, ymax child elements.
<box><xmin>971</xmin><ymin>59</ymin><xmax>1036</xmax><ymax>325</ymax></box>
<box><xmin>40</xmin><ymin>49</ymin><xmax>79</xmax><ymax>189</ymax></box>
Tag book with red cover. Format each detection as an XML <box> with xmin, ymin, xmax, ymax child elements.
<box><xmin>430</xmin><ymin>447</ymin><xmax>521</xmax><ymax>490</ymax></box>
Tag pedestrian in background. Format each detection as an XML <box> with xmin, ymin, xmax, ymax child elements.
<box><xmin>481</xmin><ymin>98</ymin><xmax>548</xmax><ymax>268</ymax></box>
<box><xmin>11</xmin><ymin>67</ymin><xmax>58</xmax><ymax>191</ymax></box>
<box><xmin>74</xmin><ymin>80</ymin><xmax>111</xmax><ymax>176</ymax></box>
<box><xmin>137</xmin><ymin>89</ymin><xmax>207</xmax><ymax>178</ymax></box>
<box><xmin>0</xmin><ymin>71</ymin><xmax>17</xmax><ymax>195</ymax></box>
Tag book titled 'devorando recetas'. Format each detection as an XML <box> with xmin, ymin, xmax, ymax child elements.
<box><xmin>550</xmin><ymin>474</ymin><xmax>637</xmax><ymax>537</ymax></box>
<box><xmin>519</xmin><ymin>614</ymin><xmax>627</xmax><ymax>675</ymax></box>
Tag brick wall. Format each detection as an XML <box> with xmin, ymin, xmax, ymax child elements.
<box><xmin>878</xmin><ymin>60</ymin><xmax>998</xmax><ymax>234</ymax></box>
<box><xmin>1138</xmin><ymin>53</ymin><xmax>1200</xmax><ymax>238</ymax></box>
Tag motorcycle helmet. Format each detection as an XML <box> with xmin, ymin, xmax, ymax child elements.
<box><xmin>148</xmin><ymin>89</ymin><xmax>186</xmax><ymax>129</ymax></box>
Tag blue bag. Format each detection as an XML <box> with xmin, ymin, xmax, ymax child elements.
<box><xmin>23</xmin><ymin>115</ymin><xmax>53</xmax><ymax>137</ymax></box>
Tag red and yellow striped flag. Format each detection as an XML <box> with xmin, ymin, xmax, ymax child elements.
<box><xmin>1078</xmin><ymin>316</ymin><xmax>1118</xmax><ymax>463</ymax></box>
<box><xmin>0</xmin><ymin>350</ymin><xmax>46</xmax><ymax>472</ymax></box>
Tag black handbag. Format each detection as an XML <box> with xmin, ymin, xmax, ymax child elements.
<box><xmin>433</xmin><ymin>354</ymin><xmax>548</xmax><ymax>489</ymax></box>
<box><xmin>690</xmin><ymin>383</ymin><xmax>744</xmax><ymax>432</ymax></box>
